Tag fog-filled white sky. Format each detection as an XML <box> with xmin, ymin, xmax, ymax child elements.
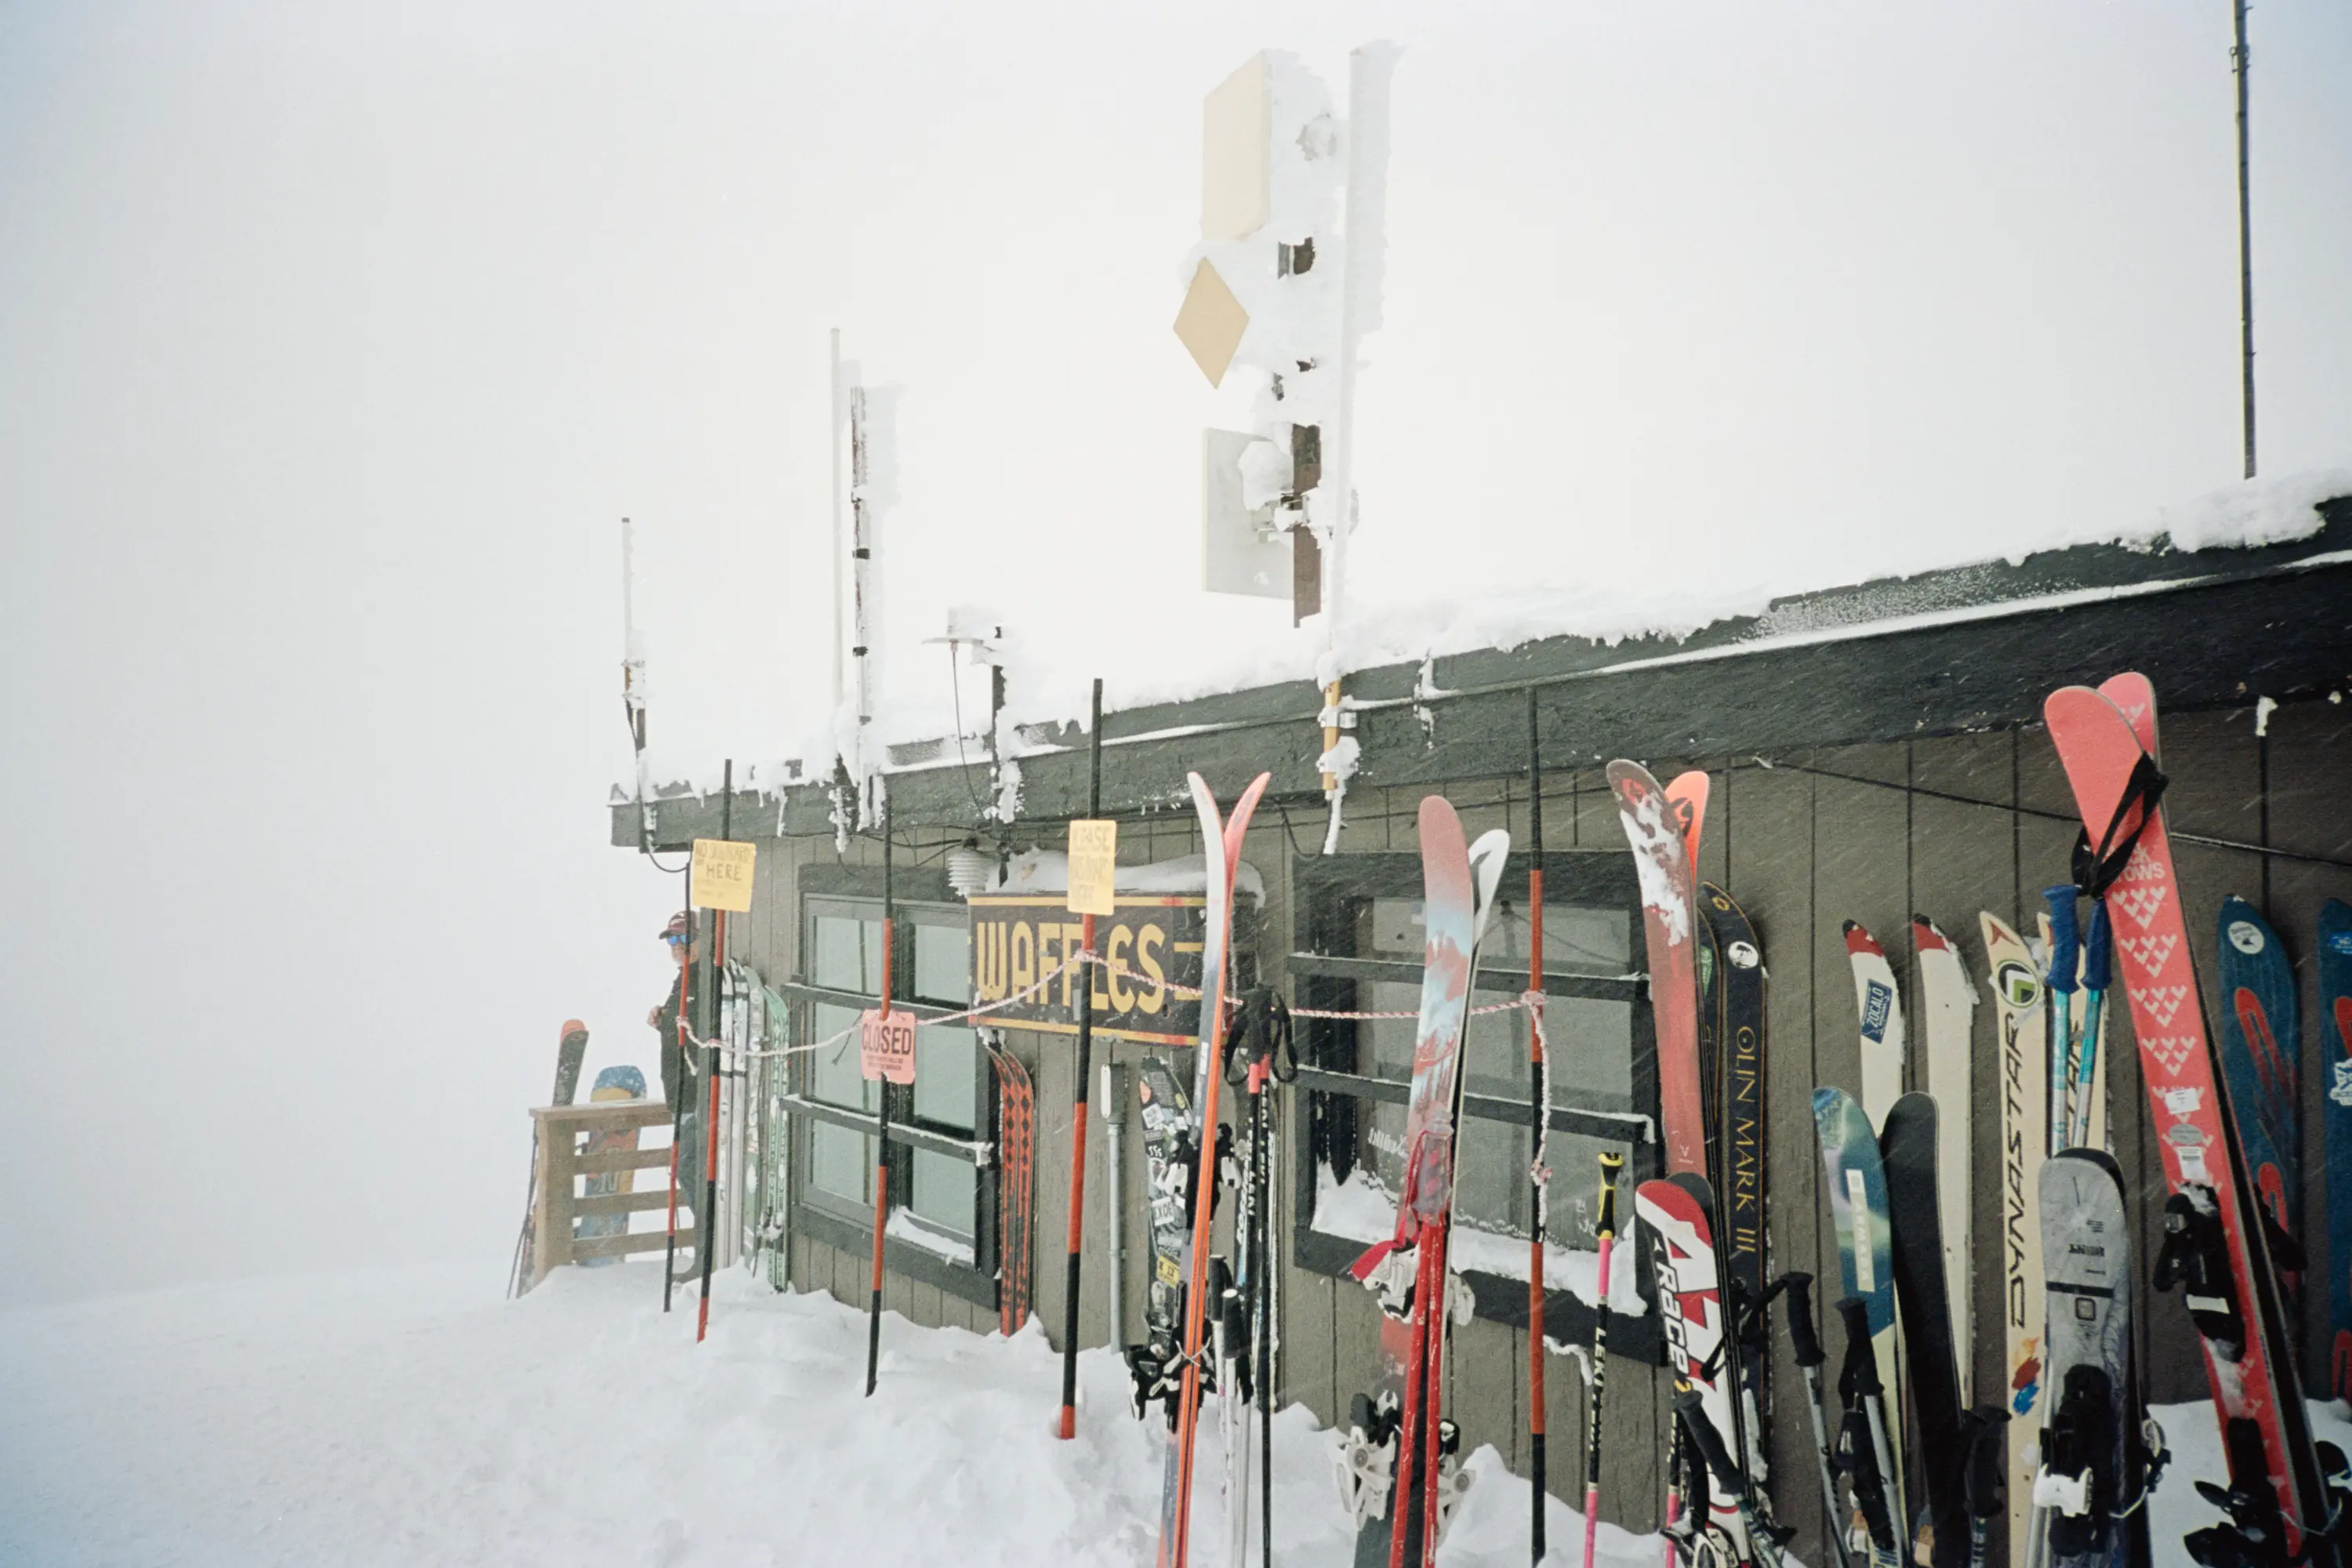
<box><xmin>3</xmin><ymin>2</ymin><xmax>2347</xmax><ymax>1308</ymax></box>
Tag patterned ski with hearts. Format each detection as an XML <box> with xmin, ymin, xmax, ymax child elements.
<box><xmin>2043</xmin><ymin>682</ymin><xmax>2334</xmax><ymax>1561</ymax></box>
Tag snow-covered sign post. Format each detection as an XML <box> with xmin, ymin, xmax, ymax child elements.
<box><xmin>1173</xmin><ymin>44</ymin><xmax>1398</xmax><ymax>851</ymax></box>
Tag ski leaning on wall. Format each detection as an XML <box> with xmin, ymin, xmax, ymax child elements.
<box><xmin>1814</xmin><ymin>1085</ymin><xmax>1904</xmax><ymax>1566</ymax></box>
<box><xmin>1155</xmin><ymin>770</ymin><xmax>1269</xmax><ymax>1568</ymax></box>
<box><xmin>1910</xmin><ymin>917</ymin><xmax>1975</xmax><ymax>1408</ymax></box>
<box><xmin>2044</xmin><ymin>678</ymin><xmax>2342</xmax><ymax>1568</ymax></box>
<box><xmin>1702</xmin><ymin>884</ymin><xmax>1770</xmax><ymax>1479</ymax></box>
<box><xmin>1843</xmin><ymin>924</ymin><xmax>1906</xmax><ymax>1134</ymax></box>
<box><xmin>1982</xmin><ymin>911</ymin><xmax>2049</xmax><ymax>1568</ymax></box>
<box><xmin>2322</xmin><ymin>898</ymin><xmax>2352</xmax><ymax>1405</ymax></box>
<box><xmin>2215</xmin><ymin>896</ymin><xmax>2302</xmax><ymax>1307</ymax></box>
<box><xmin>1336</xmin><ymin>799</ymin><xmax>1507</xmax><ymax>1568</ymax></box>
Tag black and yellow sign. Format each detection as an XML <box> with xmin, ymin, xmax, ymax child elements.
<box><xmin>968</xmin><ymin>895</ymin><xmax>1207</xmax><ymax>1046</ymax></box>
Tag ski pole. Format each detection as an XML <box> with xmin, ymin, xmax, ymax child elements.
<box><xmin>1675</xmin><ymin>1388</ymin><xmax>1791</xmax><ymax>1568</ymax></box>
<box><xmin>2042</xmin><ymin>887</ymin><xmax>2079</xmax><ymax>1156</ymax></box>
<box><xmin>1057</xmin><ymin>679</ymin><xmax>1105</xmax><ymax>1442</ymax></box>
<box><xmin>1784</xmin><ymin>1272</ymin><xmax>1851</xmax><ymax>1568</ymax></box>
<box><xmin>866</xmin><ymin>815</ymin><xmax>895</xmax><ymax>1398</ymax></box>
<box><xmin>1835</xmin><ymin>1295</ymin><xmax>1901</xmax><ymax>1566</ymax></box>
<box><xmin>1962</xmin><ymin>1407</ymin><xmax>2009</xmax><ymax>1568</ymax></box>
<box><xmin>697</xmin><ymin>1039</ymin><xmax>721</xmax><ymax>1340</ymax></box>
<box><xmin>1581</xmin><ymin>1149</ymin><xmax>1625</xmax><ymax>1568</ymax></box>
<box><xmin>664</xmin><ymin>869</ymin><xmax>694</xmax><ymax>1313</ymax></box>
<box><xmin>2067</xmin><ymin>901</ymin><xmax>2110</xmax><ymax>1151</ymax></box>
<box><xmin>1527</xmin><ymin>688</ymin><xmax>1552</xmax><ymax>1568</ymax></box>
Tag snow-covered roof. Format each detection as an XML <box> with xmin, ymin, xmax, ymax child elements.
<box><xmin>615</xmin><ymin>468</ymin><xmax>2352</xmax><ymax>848</ymax></box>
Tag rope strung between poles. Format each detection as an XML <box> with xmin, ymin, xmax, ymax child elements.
<box><xmin>714</xmin><ymin>949</ymin><xmax>1590</xmax><ymax>1064</ymax></box>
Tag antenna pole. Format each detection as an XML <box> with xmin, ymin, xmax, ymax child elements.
<box><xmin>830</xmin><ymin>328</ymin><xmax>848</xmax><ymax>704</ymax></box>
<box><xmin>2234</xmin><ymin>0</ymin><xmax>2256</xmax><ymax>478</ymax></box>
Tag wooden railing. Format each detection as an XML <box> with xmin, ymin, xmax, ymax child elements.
<box><xmin>524</xmin><ymin>1098</ymin><xmax>695</xmax><ymax>1289</ymax></box>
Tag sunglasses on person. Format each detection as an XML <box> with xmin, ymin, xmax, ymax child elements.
<box><xmin>664</xmin><ymin>933</ymin><xmax>689</xmax><ymax>947</ymax></box>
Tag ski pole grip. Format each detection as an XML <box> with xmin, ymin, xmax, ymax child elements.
<box><xmin>1595</xmin><ymin>1149</ymin><xmax>1624</xmax><ymax>1239</ymax></box>
<box><xmin>1963</xmin><ymin>1408</ymin><xmax>2010</xmax><ymax>1519</ymax></box>
<box><xmin>1835</xmin><ymin>1295</ymin><xmax>1882</xmax><ymax>1398</ymax></box>
<box><xmin>2044</xmin><ymin>885</ymin><xmax>2081</xmax><ymax>993</ymax></box>
<box><xmin>1784</xmin><ymin>1272</ymin><xmax>1824</xmax><ymax>1368</ymax></box>
<box><xmin>1673</xmin><ymin>1389</ymin><xmax>1744</xmax><ymax>1493</ymax></box>
<box><xmin>2083</xmin><ymin>900</ymin><xmax>2112</xmax><ymax>993</ymax></box>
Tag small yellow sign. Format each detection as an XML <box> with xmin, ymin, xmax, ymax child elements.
<box><xmin>690</xmin><ymin>838</ymin><xmax>757</xmax><ymax>913</ymax></box>
<box><xmin>1066</xmin><ymin>820</ymin><xmax>1118</xmax><ymax>916</ymax></box>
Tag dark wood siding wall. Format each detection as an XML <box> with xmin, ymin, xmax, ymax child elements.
<box><xmin>720</xmin><ymin>693</ymin><xmax>2351</xmax><ymax>1561</ymax></box>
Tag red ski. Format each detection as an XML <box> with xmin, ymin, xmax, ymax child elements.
<box><xmin>2044</xmin><ymin>681</ymin><xmax>2337</xmax><ymax>1566</ymax></box>
<box><xmin>1610</xmin><ymin>761</ymin><xmax>1708</xmax><ymax>1177</ymax></box>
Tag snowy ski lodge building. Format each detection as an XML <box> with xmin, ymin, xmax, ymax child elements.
<box><xmin>607</xmin><ymin>489</ymin><xmax>2352</xmax><ymax>1559</ymax></box>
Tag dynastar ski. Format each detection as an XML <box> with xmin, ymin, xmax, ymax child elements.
<box><xmin>2216</xmin><ymin>896</ymin><xmax>2302</xmax><ymax>1306</ymax></box>
<box><xmin>2322</xmin><ymin>899</ymin><xmax>2352</xmax><ymax>1403</ymax></box>
<box><xmin>1815</xmin><ymin>1085</ymin><xmax>1904</xmax><ymax>1560</ymax></box>
<box><xmin>1844</xmin><ymin>924</ymin><xmax>1906</xmax><ymax>1133</ymax></box>
<box><xmin>1982</xmin><ymin>911</ymin><xmax>2049</xmax><ymax>1568</ymax></box>
<box><xmin>1157</xmin><ymin>771</ymin><xmax>1270</xmax><ymax>1568</ymax></box>
<box><xmin>1911</xmin><ymin>917</ymin><xmax>1976</xmax><ymax>1406</ymax></box>
<box><xmin>2026</xmin><ymin>1148</ymin><xmax>2143</xmax><ymax>1568</ymax></box>
<box><xmin>2044</xmin><ymin>681</ymin><xmax>2337</xmax><ymax>1568</ymax></box>
<box><xmin>1882</xmin><ymin>1092</ymin><xmax>1966</xmax><ymax>1567</ymax></box>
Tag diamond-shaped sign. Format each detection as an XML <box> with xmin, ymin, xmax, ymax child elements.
<box><xmin>1174</xmin><ymin>258</ymin><xmax>1250</xmax><ymax>387</ymax></box>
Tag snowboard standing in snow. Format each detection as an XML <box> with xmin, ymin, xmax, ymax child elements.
<box><xmin>2216</xmin><ymin>896</ymin><xmax>2302</xmax><ymax>1308</ymax></box>
<box><xmin>577</xmin><ymin>1063</ymin><xmax>648</xmax><ymax>1266</ymax></box>
<box><xmin>1981</xmin><ymin>911</ymin><xmax>2050</xmax><ymax>1568</ymax></box>
<box><xmin>1156</xmin><ymin>771</ymin><xmax>1269</xmax><ymax>1568</ymax></box>
<box><xmin>2044</xmin><ymin>679</ymin><xmax>2338</xmax><ymax>1567</ymax></box>
<box><xmin>510</xmin><ymin>1019</ymin><xmax>593</xmax><ymax>1297</ymax></box>
<box><xmin>2322</xmin><ymin>899</ymin><xmax>2352</xmax><ymax>1403</ymax></box>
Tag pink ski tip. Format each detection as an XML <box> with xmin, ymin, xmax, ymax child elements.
<box><xmin>1842</xmin><ymin>920</ymin><xmax>1881</xmax><ymax>956</ymax></box>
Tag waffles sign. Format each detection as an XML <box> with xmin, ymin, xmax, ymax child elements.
<box><xmin>965</xmin><ymin>895</ymin><xmax>1221</xmax><ymax>1047</ymax></box>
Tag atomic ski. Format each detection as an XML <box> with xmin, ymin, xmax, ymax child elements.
<box><xmin>2027</xmin><ymin>1149</ymin><xmax>2144</xmax><ymax>1568</ymax></box>
<box><xmin>1639</xmin><ymin>1171</ymin><xmax>1777</xmax><ymax>1568</ymax></box>
<box><xmin>2323</xmin><ymin>899</ymin><xmax>2352</xmax><ymax>1403</ymax></box>
<box><xmin>2216</xmin><ymin>896</ymin><xmax>2302</xmax><ymax>1307</ymax></box>
<box><xmin>1156</xmin><ymin>770</ymin><xmax>1269</xmax><ymax>1568</ymax></box>
<box><xmin>1882</xmin><ymin>1092</ymin><xmax>1966</xmax><ymax>1567</ymax></box>
<box><xmin>1983</xmin><ymin>911</ymin><xmax>2050</xmax><ymax>1568</ymax></box>
<box><xmin>2044</xmin><ymin>680</ymin><xmax>2337</xmax><ymax>1567</ymax></box>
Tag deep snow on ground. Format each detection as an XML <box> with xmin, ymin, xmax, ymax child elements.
<box><xmin>0</xmin><ymin>1260</ymin><xmax>1659</xmax><ymax>1567</ymax></box>
<box><xmin>3</xmin><ymin>1257</ymin><xmax>2343</xmax><ymax>1566</ymax></box>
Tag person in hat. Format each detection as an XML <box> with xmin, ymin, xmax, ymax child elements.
<box><xmin>647</xmin><ymin>910</ymin><xmax>706</xmax><ymax>1266</ymax></box>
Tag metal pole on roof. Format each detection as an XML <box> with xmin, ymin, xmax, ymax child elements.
<box><xmin>2233</xmin><ymin>0</ymin><xmax>2256</xmax><ymax>479</ymax></box>
<box><xmin>831</xmin><ymin>329</ymin><xmax>848</xmax><ymax>703</ymax></box>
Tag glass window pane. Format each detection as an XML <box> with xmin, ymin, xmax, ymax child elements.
<box><xmin>810</xmin><ymin>1121</ymin><xmax>872</xmax><ymax>1203</ymax></box>
<box><xmin>814</xmin><ymin>913</ymin><xmax>882</xmax><ymax>993</ymax></box>
<box><xmin>911</xmin><ymin>1149</ymin><xmax>976</xmax><ymax>1240</ymax></box>
<box><xmin>914</xmin><ymin>920</ymin><xmax>968</xmax><ymax>1007</ymax></box>
<box><xmin>809</xmin><ymin>1003</ymin><xmax>879</xmax><ymax>1112</ymax></box>
<box><xmin>1483</xmin><ymin>899</ymin><xmax>1632</xmax><ymax>976</ymax></box>
<box><xmin>913</xmin><ymin>1024</ymin><xmax>977</xmax><ymax>1133</ymax></box>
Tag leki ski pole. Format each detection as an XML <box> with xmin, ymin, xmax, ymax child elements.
<box><xmin>1783</xmin><ymin>1272</ymin><xmax>1851</xmax><ymax>1568</ymax></box>
<box><xmin>1581</xmin><ymin>1149</ymin><xmax>1625</xmax><ymax>1568</ymax></box>
<box><xmin>2067</xmin><ymin>901</ymin><xmax>2111</xmax><ymax>1150</ymax></box>
<box><xmin>2041</xmin><ymin>887</ymin><xmax>2080</xmax><ymax>1155</ymax></box>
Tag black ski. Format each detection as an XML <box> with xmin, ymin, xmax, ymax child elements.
<box><xmin>1882</xmin><ymin>1092</ymin><xmax>1967</xmax><ymax>1566</ymax></box>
